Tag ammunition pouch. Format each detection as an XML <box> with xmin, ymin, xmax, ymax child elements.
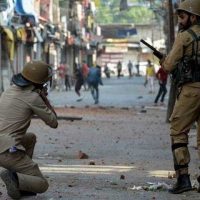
<box><xmin>171</xmin><ymin>57</ymin><xmax>199</xmax><ymax>87</ymax></box>
<box><xmin>170</xmin><ymin>28</ymin><xmax>200</xmax><ymax>87</ymax></box>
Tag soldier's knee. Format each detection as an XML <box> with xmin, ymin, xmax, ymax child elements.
<box><xmin>38</xmin><ymin>179</ymin><xmax>49</xmax><ymax>193</ymax></box>
<box><xmin>171</xmin><ymin>143</ymin><xmax>190</xmax><ymax>169</ymax></box>
<box><xmin>27</xmin><ymin>132</ymin><xmax>37</xmax><ymax>143</ymax></box>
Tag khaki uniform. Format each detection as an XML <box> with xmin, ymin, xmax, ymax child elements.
<box><xmin>163</xmin><ymin>24</ymin><xmax>200</xmax><ymax>176</ymax></box>
<box><xmin>0</xmin><ymin>85</ymin><xmax>58</xmax><ymax>193</ymax></box>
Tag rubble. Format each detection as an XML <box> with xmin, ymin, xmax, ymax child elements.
<box><xmin>78</xmin><ymin>151</ymin><xmax>89</xmax><ymax>159</ymax></box>
<box><xmin>128</xmin><ymin>182</ymin><xmax>171</xmax><ymax>192</ymax></box>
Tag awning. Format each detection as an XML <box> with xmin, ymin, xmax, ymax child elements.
<box><xmin>15</xmin><ymin>0</ymin><xmax>38</xmax><ymax>25</ymax></box>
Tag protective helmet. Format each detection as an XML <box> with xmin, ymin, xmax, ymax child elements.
<box><xmin>177</xmin><ymin>0</ymin><xmax>200</xmax><ymax>17</ymax></box>
<box><xmin>12</xmin><ymin>73</ymin><xmax>31</xmax><ymax>87</ymax></box>
<box><xmin>21</xmin><ymin>61</ymin><xmax>53</xmax><ymax>84</ymax></box>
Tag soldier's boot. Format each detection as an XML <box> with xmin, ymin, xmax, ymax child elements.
<box><xmin>169</xmin><ymin>174</ymin><xmax>192</xmax><ymax>194</ymax></box>
<box><xmin>197</xmin><ymin>176</ymin><xmax>200</xmax><ymax>192</ymax></box>
<box><xmin>20</xmin><ymin>190</ymin><xmax>37</xmax><ymax>196</ymax></box>
<box><xmin>0</xmin><ymin>170</ymin><xmax>21</xmax><ymax>199</ymax></box>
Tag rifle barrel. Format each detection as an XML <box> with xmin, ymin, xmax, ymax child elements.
<box><xmin>140</xmin><ymin>39</ymin><xmax>163</xmax><ymax>59</ymax></box>
<box><xmin>140</xmin><ymin>39</ymin><xmax>156</xmax><ymax>51</ymax></box>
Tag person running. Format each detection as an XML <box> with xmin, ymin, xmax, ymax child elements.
<box><xmin>74</xmin><ymin>63</ymin><xmax>84</xmax><ymax>101</ymax></box>
<box><xmin>87</xmin><ymin>65</ymin><xmax>103</xmax><ymax>104</ymax></box>
<box><xmin>154</xmin><ymin>66</ymin><xmax>168</xmax><ymax>106</ymax></box>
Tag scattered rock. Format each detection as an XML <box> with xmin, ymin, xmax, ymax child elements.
<box><xmin>120</xmin><ymin>175</ymin><xmax>125</xmax><ymax>180</ymax></box>
<box><xmin>78</xmin><ymin>151</ymin><xmax>89</xmax><ymax>159</ymax></box>
<box><xmin>168</xmin><ymin>172</ymin><xmax>176</xmax><ymax>179</ymax></box>
<box><xmin>68</xmin><ymin>185</ymin><xmax>73</xmax><ymax>187</ymax></box>
<box><xmin>110</xmin><ymin>182</ymin><xmax>118</xmax><ymax>185</ymax></box>
<box><xmin>89</xmin><ymin>160</ymin><xmax>95</xmax><ymax>165</ymax></box>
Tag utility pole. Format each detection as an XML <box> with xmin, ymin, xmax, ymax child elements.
<box><xmin>0</xmin><ymin>32</ymin><xmax>4</xmax><ymax>94</ymax></box>
<box><xmin>166</xmin><ymin>0</ymin><xmax>176</xmax><ymax>122</ymax></box>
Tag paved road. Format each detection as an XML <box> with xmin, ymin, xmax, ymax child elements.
<box><xmin>49</xmin><ymin>76</ymin><xmax>169</xmax><ymax>108</ymax></box>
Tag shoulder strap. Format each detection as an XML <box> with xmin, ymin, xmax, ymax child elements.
<box><xmin>187</xmin><ymin>29</ymin><xmax>198</xmax><ymax>41</ymax></box>
<box><xmin>186</xmin><ymin>29</ymin><xmax>200</xmax><ymax>59</ymax></box>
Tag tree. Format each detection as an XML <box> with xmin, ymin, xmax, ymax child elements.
<box><xmin>95</xmin><ymin>0</ymin><xmax>154</xmax><ymax>24</ymax></box>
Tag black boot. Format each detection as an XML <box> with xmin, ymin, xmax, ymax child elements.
<box><xmin>0</xmin><ymin>170</ymin><xmax>21</xmax><ymax>199</ymax></box>
<box><xmin>169</xmin><ymin>174</ymin><xmax>192</xmax><ymax>194</ymax></box>
<box><xmin>197</xmin><ymin>176</ymin><xmax>200</xmax><ymax>192</ymax></box>
<box><xmin>20</xmin><ymin>190</ymin><xmax>37</xmax><ymax>196</ymax></box>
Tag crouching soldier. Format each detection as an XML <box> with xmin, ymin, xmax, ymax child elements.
<box><xmin>0</xmin><ymin>61</ymin><xmax>58</xmax><ymax>199</ymax></box>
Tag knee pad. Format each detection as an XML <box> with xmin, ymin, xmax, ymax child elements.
<box><xmin>172</xmin><ymin>143</ymin><xmax>190</xmax><ymax>171</ymax></box>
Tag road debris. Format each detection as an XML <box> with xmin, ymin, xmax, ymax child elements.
<box><xmin>120</xmin><ymin>175</ymin><xmax>125</xmax><ymax>180</ymax></box>
<box><xmin>168</xmin><ymin>171</ymin><xmax>176</xmax><ymax>179</ymax></box>
<box><xmin>128</xmin><ymin>182</ymin><xmax>171</xmax><ymax>191</ymax></box>
<box><xmin>88</xmin><ymin>160</ymin><xmax>95</xmax><ymax>165</ymax></box>
<box><xmin>78</xmin><ymin>150</ymin><xmax>89</xmax><ymax>159</ymax></box>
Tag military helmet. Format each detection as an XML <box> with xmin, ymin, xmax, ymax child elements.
<box><xmin>21</xmin><ymin>61</ymin><xmax>53</xmax><ymax>84</ymax></box>
<box><xmin>12</xmin><ymin>73</ymin><xmax>31</xmax><ymax>87</ymax></box>
<box><xmin>177</xmin><ymin>0</ymin><xmax>200</xmax><ymax>17</ymax></box>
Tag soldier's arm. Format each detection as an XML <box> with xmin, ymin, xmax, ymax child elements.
<box><xmin>161</xmin><ymin>33</ymin><xmax>185</xmax><ymax>72</ymax></box>
<box><xmin>30</xmin><ymin>92</ymin><xmax>58</xmax><ymax>129</ymax></box>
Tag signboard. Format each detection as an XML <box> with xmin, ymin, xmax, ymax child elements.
<box><xmin>105</xmin><ymin>46</ymin><xmax>128</xmax><ymax>53</ymax></box>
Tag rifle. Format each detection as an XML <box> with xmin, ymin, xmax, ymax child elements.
<box><xmin>140</xmin><ymin>39</ymin><xmax>163</xmax><ymax>60</ymax></box>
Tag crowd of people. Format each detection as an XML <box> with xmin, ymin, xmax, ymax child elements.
<box><xmin>53</xmin><ymin>58</ymin><xmax>170</xmax><ymax>107</ymax></box>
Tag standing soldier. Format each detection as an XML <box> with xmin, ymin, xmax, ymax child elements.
<box><xmin>0</xmin><ymin>61</ymin><xmax>58</xmax><ymax>199</ymax></box>
<box><xmin>160</xmin><ymin>0</ymin><xmax>200</xmax><ymax>194</ymax></box>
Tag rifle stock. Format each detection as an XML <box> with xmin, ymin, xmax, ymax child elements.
<box><xmin>140</xmin><ymin>39</ymin><xmax>163</xmax><ymax>60</ymax></box>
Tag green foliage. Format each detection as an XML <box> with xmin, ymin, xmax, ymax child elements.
<box><xmin>95</xmin><ymin>0</ymin><xmax>157</xmax><ymax>25</ymax></box>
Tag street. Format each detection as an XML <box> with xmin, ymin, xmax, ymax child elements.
<box><xmin>48</xmin><ymin>76</ymin><xmax>167</xmax><ymax>108</ymax></box>
<box><xmin>0</xmin><ymin>76</ymin><xmax>199</xmax><ymax>200</ymax></box>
